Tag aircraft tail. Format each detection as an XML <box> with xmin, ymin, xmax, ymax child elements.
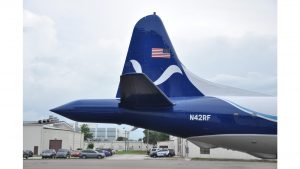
<box><xmin>116</xmin><ymin>13</ymin><xmax>204</xmax><ymax>97</ymax></box>
<box><xmin>116</xmin><ymin>13</ymin><xmax>265</xmax><ymax>98</ymax></box>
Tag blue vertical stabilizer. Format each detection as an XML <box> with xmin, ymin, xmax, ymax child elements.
<box><xmin>116</xmin><ymin>14</ymin><xmax>203</xmax><ymax>97</ymax></box>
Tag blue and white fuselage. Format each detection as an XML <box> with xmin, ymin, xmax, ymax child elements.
<box><xmin>51</xmin><ymin>13</ymin><xmax>277</xmax><ymax>159</ymax></box>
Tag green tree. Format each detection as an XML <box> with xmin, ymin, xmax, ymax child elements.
<box><xmin>117</xmin><ymin>137</ymin><xmax>127</xmax><ymax>141</ymax></box>
<box><xmin>80</xmin><ymin>124</ymin><xmax>93</xmax><ymax>141</ymax></box>
<box><xmin>143</xmin><ymin>130</ymin><xmax>169</xmax><ymax>145</ymax></box>
<box><xmin>87</xmin><ymin>142</ymin><xmax>94</xmax><ymax>149</ymax></box>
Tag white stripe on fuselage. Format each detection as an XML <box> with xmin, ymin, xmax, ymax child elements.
<box><xmin>216</xmin><ymin>96</ymin><xmax>277</xmax><ymax>122</ymax></box>
<box><xmin>216</xmin><ymin>96</ymin><xmax>277</xmax><ymax>116</ymax></box>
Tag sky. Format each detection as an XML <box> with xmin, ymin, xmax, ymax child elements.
<box><xmin>23</xmin><ymin>0</ymin><xmax>277</xmax><ymax>140</ymax></box>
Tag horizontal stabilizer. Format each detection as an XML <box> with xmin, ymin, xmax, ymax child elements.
<box><xmin>119</xmin><ymin>73</ymin><xmax>173</xmax><ymax>109</ymax></box>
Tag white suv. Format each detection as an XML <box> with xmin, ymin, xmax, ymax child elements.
<box><xmin>150</xmin><ymin>148</ymin><xmax>170</xmax><ymax>157</ymax></box>
<box><xmin>149</xmin><ymin>148</ymin><xmax>160</xmax><ymax>157</ymax></box>
<box><xmin>156</xmin><ymin>149</ymin><xmax>169</xmax><ymax>157</ymax></box>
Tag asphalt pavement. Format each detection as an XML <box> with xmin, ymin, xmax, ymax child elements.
<box><xmin>23</xmin><ymin>154</ymin><xmax>277</xmax><ymax>169</ymax></box>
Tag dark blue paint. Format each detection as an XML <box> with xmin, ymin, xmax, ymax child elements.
<box><xmin>51</xmin><ymin>97</ymin><xmax>277</xmax><ymax>138</ymax></box>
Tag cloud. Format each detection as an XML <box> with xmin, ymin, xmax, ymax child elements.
<box><xmin>176</xmin><ymin>33</ymin><xmax>277</xmax><ymax>77</ymax></box>
<box><xmin>24</xmin><ymin>9</ymin><xmax>58</xmax><ymax>56</ymax></box>
<box><xmin>174</xmin><ymin>33</ymin><xmax>277</xmax><ymax>96</ymax></box>
<box><xmin>23</xmin><ymin>9</ymin><xmax>124</xmax><ymax>121</ymax></box>
<box><xmin>209</xmin><ymin>72</ymin><xmax>277</xmax><ymax>95</ymax></box>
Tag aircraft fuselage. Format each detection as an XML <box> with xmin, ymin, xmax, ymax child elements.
<box><xmin>52</xmin><ymin>96</ymin><xmax>277</xmax><ymax>158</ymax></box>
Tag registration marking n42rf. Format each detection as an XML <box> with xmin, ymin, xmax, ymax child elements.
<box><xmin>189</xmin><ymin>114</ymin><xmax>211</xmax><ymax>121</ymax></box>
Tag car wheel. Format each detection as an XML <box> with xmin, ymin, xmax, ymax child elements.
<box><xmin>97</xmin><ymin>155</ymin><xmax>101</xmax><ymax>159</ymax></box>
<box><xmin>82</xmin><ymin>155</ymin><xmax>87</xmax><ymax>159</ymax></box>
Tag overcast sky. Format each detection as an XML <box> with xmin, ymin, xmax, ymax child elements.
<box><xmin>23</xmin><ymin>0</ymin><xmax>277</xmax><ymax>140</ymax></box>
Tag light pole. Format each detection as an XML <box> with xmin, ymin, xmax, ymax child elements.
<box><xmin>124</xmin><ymin>130</ymin><xmax>126</xmax><ymax>151</ymax></box>
<box><xmin>73</xmin><ymin>128</ymin><xmax>75</xmax><ymax>150</ymax></box>
<box><xmin>125</xmin><ymin>130</ymin><xmax>130</xmax><ymax>151</ymax></box>
<box><xmin>125</xmin><ymin>131</ymin><xmax>128</xmax><ymax>151</ymax></box>
<box><xmin>146</xmin><ymin>129</ymin><xmax>149</xmax><ymax>151</ymax></box>
<box><xmin>123</xmin><ymin>128</ymin><xmax>127</xmax><ymax>151</ymax></box>
<box><xmin>127</xmin><ymin>131</ymin><xmax>130</xmax><ymax>151</ymax></box>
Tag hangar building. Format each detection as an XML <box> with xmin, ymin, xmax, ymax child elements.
<box><xmin>23</xmin><ymin>120</ymin><xmax>84</xmax><ymax>155</ymax></box>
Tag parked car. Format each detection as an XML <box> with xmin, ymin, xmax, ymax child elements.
<box><xmin>55</xmin><ymin>149</ymin><xmax>71</xmax><ymax>158</ymax></box>
<box><xmin>153</xmin><ymin>149</ymin><xmax>169</xmax><ymax>157</ymax></box>
<box><xmin>168</xmin><ymin>149</ymin><xmax>175</xmax><ymax>157</ymax></box>
<box><xmin>23</xmin><ymin>150</ymin><xmax>30</xmax><ymax>159</ymax></box>
<box><xmin>95</xmin><ymin>148</ymin><xmax>113</xmax><ymax>156</ymax></box>
<box><xmin>71</xmin><ymin>150</ymin><xmax>81</xmax><ymax>157</ymax></box>
<box><xmin>41</xmin><ymin>149</ymin><xmax>56</xmax><ymax>159</ymax></box>
<box><xmin>149</xmin><ymin>148</ymin><xmax>161</xmax><ymax>157</ymax></box>
<box><xmin>23</xmin><ymin>150</ymin><xmax>33</xmax><ymax>158</ymax></box>
<box><xmin>101</xmin><ymin>148</ymin><xmax>113</xmax><ymax>156</ymax></box>
<box><xmin>79</xmin><ymin>150</ymin><xmax>105</xmax><ymax>159</ymax></box>
<box><xmin>96</xmin><ymin>150</ymin><xmax>110</xmax><ymax>157</ymax></box>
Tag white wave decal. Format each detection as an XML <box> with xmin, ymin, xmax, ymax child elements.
<box><xmin>154</xmin><ymin>65</ymin><xmax>183</xmax><ymax>85</ymax></box>
<box><xmin>129</xmin><ymin>59</ymin><xmax>183</xmax><ymax>85</ymax></box>
<box><xmin>130</xmin><ymin>60</ymin><xmax>142</xmax><ymax>73</ymax></box>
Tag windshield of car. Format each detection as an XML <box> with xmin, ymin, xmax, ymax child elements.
<box><xmin>43</xmin><ymin>150</ymin><xmax>52</xmax><ymax>153</ymax></box>
<box><xmin>57</xmin><ymin>149</ymin><xmax>68</xmax><ymax>152</ymax></box>
<box><xmin>82</xmin><ymin>150</ymin><xmax>95</xmax><ymax>153</ymax></box>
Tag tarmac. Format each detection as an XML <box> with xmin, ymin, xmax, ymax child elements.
<box><xmin>23</xmin><ymin>154</ymin><xmax>277</xmax><ymax>169</ymax></box>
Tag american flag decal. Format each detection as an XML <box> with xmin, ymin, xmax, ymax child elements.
<box><xmin>152</xmin><ymin>48</ymin><xmax>171</xmax><ymax>58</ymax></box>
